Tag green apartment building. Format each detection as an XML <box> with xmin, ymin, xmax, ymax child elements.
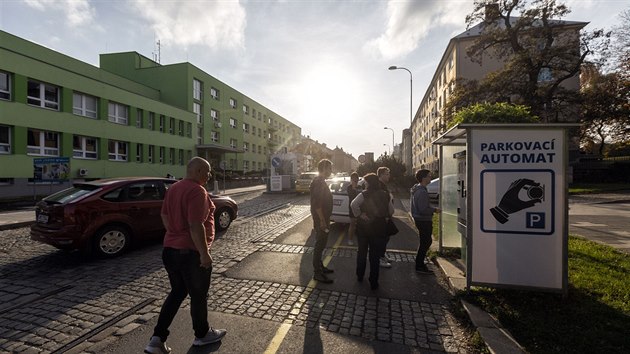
<box><xmin>0</xmin><ymin>30</ymin><xmax>301</xmax><ymax>199</ymax></box>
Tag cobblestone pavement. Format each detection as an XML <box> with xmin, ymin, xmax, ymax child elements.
<box><xmin>0</xmin><ymin>191</ymin><xmax>470</xmax><ymax>353</ymax></box>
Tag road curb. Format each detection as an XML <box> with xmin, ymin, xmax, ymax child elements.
<box><xmin>0</xmin><ymin>221</ymin><xmax>34</xmax><ymax>231</ymax></box>
<box><xmin>436</xmin><ymin>257</ymin><xmax>527</xmax><ymax>354</ymax></box>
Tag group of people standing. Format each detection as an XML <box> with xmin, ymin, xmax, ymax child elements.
<box><xmin>309</xmin><ymin>159</ymin><xmax>440</xmax><ymax>290</ymax></box>
<box><xmin>143</xmin><ymin>156</ymin><xmax>440</xmax><ymax>354</ymax></box>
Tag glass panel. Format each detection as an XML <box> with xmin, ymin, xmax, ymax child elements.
<box><xmin>440</xmin><ymin>144</ymin><xmax>464</xmax><ymax>249</ymax></box>
<box><xmin>44</xmin><ymin>85</ymin><xmax>58</xmax><ymax>102</ymax></box>
<box><xmin>73</xmin><ymin>135</ymin><xmax>81</xmax><ymax>149</ymax></box>
<box><xmin>44</xmin><ymin>133</ymin><xmax>58</xmax><ymax>148</ymax></box>
<box><xmin>27</xmin><ymin>129</ymin><xmax>39</xmax><ymax>146</ymax></box>
<box><xmin>0</xmin><ymin>72</ymin><xmax>8</xmax><ymax>92</ymax></box>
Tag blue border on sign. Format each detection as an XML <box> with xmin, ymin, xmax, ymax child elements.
<box><xmin>480</xmin><ymin>169</ymin><xmax>555</xmax><ymax>235</ymax></box>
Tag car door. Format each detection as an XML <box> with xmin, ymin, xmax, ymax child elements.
<box><xmin>121</xmin><ymin>180</ymin><xmax>164</xmax><ymax>238</ymax></box>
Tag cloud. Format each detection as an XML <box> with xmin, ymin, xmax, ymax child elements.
<box><xmin>364</xmin><ymin>0</ymin><xmax>470</xmax><ymax>60</ymax></box>
<box><xmin>24</xmin><ymin>0</ymin><xmax>95</xmax><ymax>27</ymax></box>
<box><xmin>130</xmin><ymin>0</ymin><xmax>246</xmax><ymax>51</ymax></box>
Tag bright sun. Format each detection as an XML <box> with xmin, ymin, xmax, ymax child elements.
<box><xmin>297</xmin><ymin>65</ymin><xmax>361</xmax><ymax>125</ymax></box>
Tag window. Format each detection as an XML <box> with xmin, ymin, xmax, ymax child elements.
<box><xmin>230</xmin><ymin>138</ymin><xmax>237</xmax><ymax>149</ymax></box>
<box><xmin>27</xmin><ymin>129</ymin><xmax>59</xmax><ymax>156</ymax></box>
<box><xmin>243</xmin><ymin>104</ymin><xmax>249</xmax><ymax>114</ymax></box>
<box><xmin>252</xmin><ymin>108</ymin><xmax>256</xmax><ymax>117</ymax></box>
<box><xmin>538</xmin><ymin>67</ymin><xmax>553</xmax><ymax>82</ymax></box>
<box><xmin>243</xmin><ymin>123</ymin><xmax>249</xmax><ymax>133</ymax></box>
<box><xmin>258</xmin><ymin>128</ymin><xmax>261</xmax><ymax>137</ymax></box>
<box><xmin>193</xmin><ymin>102</ymin><xmax>202</xmax><ymax>124</ymax></box>
<box><xmin>264</xmin><ymin>147</ymin><xmax>267</xmax><ymax>154</ymax></box>
<box><xmin>210</xmin><ymin>87</ymin><xmax>219</xmax><ymax>99</ymax></box>
<box><xmin>243</xmin><ymin>142</ymin><xmax>249</xmax><ymax>152</ymax></box>
<box><xmin>0</xmin><ymin>125</ymin><xmax>11</xmax><ymax>154</ymax></box>
<box><xmin>148</xmin><ymin>145</ymin><xmax>154</xmax><ymax>163</ymax></box>
<box><xmin>72</xmin><ymin>92</ymin><xmax>97</xmax><ymax>118</ymax></box>
<box><xmin>169</xmin><ymin>148</ymin><xmax>175</xmax><ymax>164</ymax></box>
<box><xmin>258</xmin><ymin>145</ymin><xmax>262</xmax><ymax>154</ymax></box>
<box><xmin>230</xmin><ymin>159</ymin><xmax>236</xmax><ymax>169</ymax></box>
<box><xmin>159</xmin><ymin>147</ymin><xmax>165</xmax><ymax>164</ymax></box>
<box><xmin>210</xmin><ymin>109</ymin><xmax>219</xmax><ymax>121</ymax></box>
<box><xmin>159</xmin><ymin>115</ymin><xmax>165</xmax><ymax>132</ymax></box>
<box><xmin>136</xmin><ymin>109</ymin><xmax>143</xmax><ymax>128</ymax></box>
<box><xmin>179</xmin><ymin>149</ymin><xmax>184</xmax><ymax>165</ymax></box>
<box><xmin>108</xmin><ymin>140</ymin><xmax>128</xmax><ymax>161</ymax></box>
<box><xmin>243</xmin><ymin>160</ymin><xmax>249</xmax><ymax>171</ymax></box>
<box><xmin>258</xmin><ymin>112</ymin><xmax>262</xmax><ymax>121</ymax></box>
<box><xmin>193</xmin><ymin>79</ymin><xmax>203</xmax><ymax>101</ymax></box>
<box><xmin>252</xmin><ymin>144</ymin><xmax>256</xmax><ymax>153</ymax></box>
<box><xmin>178</xmin><ymin>120</ymin><xmax>184</xmax><ymax>136</ymax></box>
<box><xmin>230</xmin><ymin>118</ymin><xmax>237</xmax><ymax>128</ymax></box>
<box><xmin>251</xmin><ymin>127</ymin><xmax>256</xmax><ymax>135</ymax></box>
<box><xmin>136</xmin><ymin>143</ymin><xmax>143</xmax><ymax>162</ymax></box>
<box><xmin>27</xmin><ymin>80</ymin><xmax>59</xmax><ymax>110</ymax></box>
<box><xmin>229</xmin><ymin>98</ymin><xmax>236</xmax><ymax>108</ymax></box>
<box><xmin>108</xmin><ymin>102</ymin><xmax>129</xmax><ymax>125</ymax></box>
<box><xmin>187</xmin><ymin>122</ymin><xmax>192</xmax><ymax>137</ymax></box>
<box><xmin>168</xmin><ymin>117</ymin><xmax>174</xmax><ymax>134</ymax></box>
<box><xmin>148</xmin><ymin>112</ymin><xmax>155</xmax><ymax>130</ymax></box>
<box><xmin>0</xmin><ymin>71</ymin><xmax>10</xmax><ymax>100</ymax></box>
<box><xmin>73</xmin><ymin>135</ymin><xmax>98</xmax><ymax>159</ymax></box>
<box><xmin>211</xmin><ymin>131</ymin><xmax>219</xmax><ymax>142</ymax></box>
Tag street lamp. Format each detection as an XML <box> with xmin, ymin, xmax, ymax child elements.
<box><xmin>384</xmin><ymin>127</ymin><xmax>394</xmax><ymax>154</ymax></box>
<box><xmin>388</xmin><ymin>66</ymin><xmax>413</xmax><ymax>126</ymax></box>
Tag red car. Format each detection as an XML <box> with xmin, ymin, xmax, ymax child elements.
<box><xmin>30</xmin><ymin>177</ymin><xmax>238</xmax><ymax>257</ymax></box>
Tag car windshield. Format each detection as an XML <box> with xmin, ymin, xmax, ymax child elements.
<box><xmin>43</xmin><ymin>184</ymin><xmax>101</xmax><ymax>204</ymax></box>
<box><xmin>299</xmin><ymin>173</ymin><xmax>317</xmax><ymax>180</ymax></box>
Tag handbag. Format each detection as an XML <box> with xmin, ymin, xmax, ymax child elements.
<box><xmin>386</xmin><ymin>219</ymin><xmax>399</xmax><ymax>236</ymax></box>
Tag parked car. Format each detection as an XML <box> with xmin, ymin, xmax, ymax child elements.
<box><xmin>328</xmin><ymin>177</ymin><xmax>364</xmax><ymax>224</ymax></box>
<box><xmin>30</xmin><ymin>177</ymin><xmax>238</xmax><ymax>257</ymax></box>
<box><xmin>295</xmin><ymin>172</ymin><xmax>318</xmax><ymax>193</ymax></box>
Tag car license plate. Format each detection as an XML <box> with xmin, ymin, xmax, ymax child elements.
<box><xmin>37</xmin><ymin>213</ymin><xmax>49</xmax><ymax>223</ymax></box>
<box><xmin>333</xmin><ymin>199</ymin><xmax>343</xmax><ymax>206</ymax></box>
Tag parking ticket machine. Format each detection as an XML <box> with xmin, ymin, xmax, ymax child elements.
<box><xmin>454</xmin><ymin>150</ymin><xmax>467</xmax><ymax>261</ymax></box>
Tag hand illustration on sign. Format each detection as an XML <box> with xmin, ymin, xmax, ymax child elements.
<box><xmin>490</xmin><ymin>179</ymin><xmax>544</xmax><ymax>224</ymax></box>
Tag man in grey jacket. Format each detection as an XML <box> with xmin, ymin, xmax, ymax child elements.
<box><xmin>410</xmin><ymin>169</ymin><xmax>441</xmax><ymax>273</ymax></box>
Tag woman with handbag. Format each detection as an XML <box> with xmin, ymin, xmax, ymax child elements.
<box><xmin>350</xmin><ymin>173</ymin><xmax>394</xmax><ymax>290</ymax></box>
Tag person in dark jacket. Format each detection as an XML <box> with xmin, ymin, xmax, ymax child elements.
<box><xmin>310</xmin><ymin>159</ymin><xmax>334</xmax><ymax>283</ymax></box>
<box><xmin>346</xmin><ymin>172</ymin><xmax>361</xmax><ymax>246</ymax></box>
<box><xmin>351</xmin><ymin>173</ymin><xmax>394</xmax><ymax>290</ymax></box>
<box><xmin>376</xmin><ymin>167</ymin><xmax>394</xmax><ymax>268</ymax></box>
<box><xmin>410</xmin><ymin>169</ymin><xmax>441</xmax><ymax>273</ymax></box>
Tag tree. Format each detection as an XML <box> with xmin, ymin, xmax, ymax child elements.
<box><xmin>580</xmin><ymin>65</ymin><xmax>630</xmax><ymax>155</ymax></box>
<box><xmin>459</xmin><ymin>0</ymin><xmax>609</xmax><ymax>122</ymax></box>
<box><xmin>611</xmin><ymin>8</ymin><xmax>630</xmax><ymax>79</ymax></box>
<box><xmin>356</xmin><ymin>154</ymin><xmax>407</xmax><ymax>185</ymax></box>
<box><xmin>448</xmin><ymin>102</ymin><xmax>539</xmax><ymax>128</ymax></box>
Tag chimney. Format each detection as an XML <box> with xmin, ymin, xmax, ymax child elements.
<box><xmin>485</xmin><ymin>3</ymin><xmax>500</xmax><ymax>22</ymax></box>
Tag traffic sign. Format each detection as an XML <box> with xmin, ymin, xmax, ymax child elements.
<box><xmin>271</xmin><ymin>156</ymin><xmax>281</xmax><ymax>168</ymax></box>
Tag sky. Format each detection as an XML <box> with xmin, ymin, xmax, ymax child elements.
<box><xmin>1</xmin><ymin>0</ymin><xmax>628</xmax><ymax>159</ymax></box>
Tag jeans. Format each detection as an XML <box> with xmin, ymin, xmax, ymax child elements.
<box><xmin>312</xmin><ymin>223</ymin><xmax>329</xmax><ymax>275</ymax></box>
<box><xmin>153</xmin><ymin>247</ymin><xmax>212</xmax><ymax>341</ymax></box>
<box><xmin>356</xmin><ymin>218</ymin><xmax>387</xmax><ymax>286</ymax></box>
<box><xmin>414</xmin><ymin>219</ymin><xmax>433</xmax><ymax>269</ymax></box>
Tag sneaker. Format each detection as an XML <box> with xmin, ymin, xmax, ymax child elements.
<box><xmin>379</xmin><ymin>257</ymin><xmax>392</xmax><ymax>268</ymax></box>
<box><xmin>193</xmin><ymin>327</ymin><xmax>227</xmax><ymax>346</ymax></box>
<box><xmin>313</xmin><ymin>273</ymin><xmax>333</xmax><ymax>283</ymax></box>
<box><xmin>416</xmin><ymin>266</ymin><xmax>432</xmax><ymax>274</ymax></box>
<box><xmin>322</xmin><ymin>266</ymin><xmax>334</xmax><ymax>274</ymax></box>
<box><xmin>145</xmin><ymin>336</ymin><xmax>171</xmax><ymax>354</ymax></box>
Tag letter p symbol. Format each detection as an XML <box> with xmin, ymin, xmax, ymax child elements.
<box><xmin>526</xmin><ymin>212</ymin><xmax>545</xmax><ymax>229</ymax></box>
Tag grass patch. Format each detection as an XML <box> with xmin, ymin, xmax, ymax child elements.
<box><xmin>569</xmin><ymin>183</ymin><xmax>630</xmax><ymax>194</ymax></box>
<box><xmin>462</xmin><ymin>236</ymin><xmax>630</xmax><ymax>353</ymax></box>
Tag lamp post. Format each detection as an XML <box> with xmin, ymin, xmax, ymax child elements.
<box><xmin>388</xmin><ymin>66</ymin><xmax>413</xmax><ymax>126</ymax></box>
<box><xmin>384</xmin><ymin>127</ymin><xmax>394</xmax><ymax>155</ymax></box>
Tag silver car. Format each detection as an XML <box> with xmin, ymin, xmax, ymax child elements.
<box><xmin>328</xmin><ymin>177</ymin><xmax>363</xmax><ymax>224</ymax></box>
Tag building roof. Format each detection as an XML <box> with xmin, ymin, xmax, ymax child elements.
<box><xmin>454</xmin><ymin>17</ymin><xmax>588</xmax><ymax>39</ymax></box>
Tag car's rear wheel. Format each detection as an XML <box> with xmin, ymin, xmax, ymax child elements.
<box><xmin>94</xmin><ymin>225</ymin><xmax>130</xmax><ymax>257</ymax></box>
<box><xmin>215</xmin><ymin>208</ymin><xmax>232</xmax><ymax>231</ymax></box>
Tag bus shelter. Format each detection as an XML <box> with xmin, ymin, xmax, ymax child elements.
<box><xmin>432</xmin><ymin>123</ymin><xmax>579</xmax><ymax>294</ymax></box>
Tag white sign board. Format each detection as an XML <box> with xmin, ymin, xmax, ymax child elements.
<box><xmin>270</xmin><ymin>175</ymin><xmax>282</xmax><ymax>192</ymax></box>
<box><xmin>470</xmin><ymin>128</ymin><xmax>566</xmax><ymax>290</ymax></box>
